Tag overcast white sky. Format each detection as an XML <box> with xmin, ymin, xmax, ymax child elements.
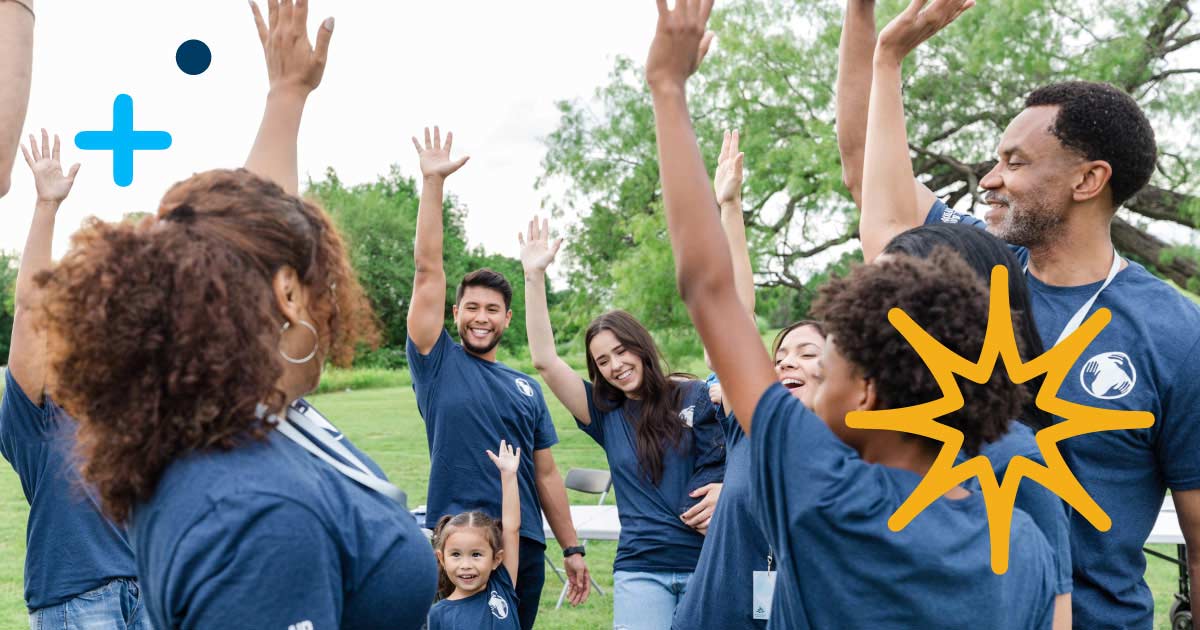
<box><xmin>2</xmin><ymin>2</ymin><xmax>1197</xmax><ymax>263</ymax></box>
<box><xmin>0</xmin><ymin>0</ymin><xmax>660</xmax><ymax>258</ymax></box>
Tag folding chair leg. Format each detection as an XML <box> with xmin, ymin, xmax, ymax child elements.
<box><xmin>544</xmin><ymin>555</ymin><xmax>566</xmax><ymax>586</ymax></box>
<box><xmin>590</xmin><ymin>574</ymin><xmax>605</xmax><ymax>597</ymax></box>
<box><xmin>555</xmin><ymin>582</ymin><xmax>570</xmax><ymax>609</ymax></box>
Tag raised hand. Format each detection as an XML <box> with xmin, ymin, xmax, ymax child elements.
<box><xmin>486</xmin><ymin>440</ymin><xmax>522</xmax><ymax>476</ymax></box>
<box><xmin>21</xmin><ymin>129</ymin><xmax>79</xmax><ymax>205</ymax></box>
<box><xmin>714</xmin><ymin>129</ymin><xmax>744</xmax><ymax>206</ymax></box>
<box><xmin>411</xmin><ymin>126</ymin><xmax>469</xmax><ymax>181</ymax></box>
<box><xmin>876</xmin><ymin>0</ymin><xmax>974</xmax><ymax>65</ymax></box>
<box><xmin>518</xmin><ymin>216</ymin><xmax>563</xmax><ymax>274</ymax></box>
<box><xmin>646</xmin><ymin>0</ymin><xmax>716</xmax><ymax>90</ymax></box>
<box><xmin>250</xmin><ymin>0</ymin><xmax>334</xmax><ymax>95</ymax></box>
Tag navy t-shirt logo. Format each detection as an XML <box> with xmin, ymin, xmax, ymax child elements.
<box><xmin>679</xmin><ymin>405</ymin><xmax>695</xmax><ymax>427</ymax></box>
<box><xmin>1080</xmin><ymin>351</ymin><xmax>1137</xmax><ymax>400</ymax></box>
<box><xmin>489</xmin><ymin>590</ymin><xmax>509</xmax><ymax>619</ymax></box>
<box><xmin>514</xmin><ymin>378</ymin><xmax>534</xmax><ymax>397</ymax></box>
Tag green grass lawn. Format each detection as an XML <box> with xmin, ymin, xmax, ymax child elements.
<box><xmin>0</xmin><ymin>382</ymin><xmax>1187</xmax><ymax>628</ymax></box>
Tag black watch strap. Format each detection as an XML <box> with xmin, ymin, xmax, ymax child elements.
<box><xmin>562</xmin><ymin>545</ymin><xmax>586</xmax><ymax>558</ymax></box>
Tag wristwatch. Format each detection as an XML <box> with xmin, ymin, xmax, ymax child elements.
<box><xmin>562</xmin><ymin>545</ymin><xmax>586</xmax><ymax>558</ymax></box>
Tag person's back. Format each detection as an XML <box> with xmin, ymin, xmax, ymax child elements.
<box><xmin>133</xmin><ymin>401</ymin><xmax>436</xmax><ymax>630</ymax></box>
<box><xmin>752</xmin><ymin>384</ymin><xmax>1056</xmax><ymax>629</ymax></box>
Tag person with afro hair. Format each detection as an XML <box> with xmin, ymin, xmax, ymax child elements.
<box><xmin>839</xmin><ymin>0</ymin><xmax>1200</xmax><ymax>627</ymax></box>
<box><xmin>645</xmin><ymin>2</ymin><xmax>1057</xmax><ymax>626</ymax></box>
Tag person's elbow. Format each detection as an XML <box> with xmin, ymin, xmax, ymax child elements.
<box><xmin>840</xmin><ymin>163</ymin><xmax>863</xmax><ymax>208</ymax></box>
<box><xmin>676</xmin><ymin>264</ymin><xmax>728</xmax><ymax>309</ymax></box>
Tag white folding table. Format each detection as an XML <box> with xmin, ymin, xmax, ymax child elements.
<box><xmin>543</xmin><ymin>504</ymin><xmax>621</xmax><ymax>541</ymax></box>
<box><xmin>1144</xmin><ymin>499</ymin><xmax>1190</xmax><ymax>627</ymax></box>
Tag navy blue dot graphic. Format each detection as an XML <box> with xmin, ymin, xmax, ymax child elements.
<box><xmin>176</xmin><ymin>39</ymin><xmax>211</xmax><ymax>76</ymax></box>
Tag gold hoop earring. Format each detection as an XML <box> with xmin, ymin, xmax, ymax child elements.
<box><xmin>280</xmin><ymin>320</ymin><xmax>319</xmax><ymax>364</ymax></box>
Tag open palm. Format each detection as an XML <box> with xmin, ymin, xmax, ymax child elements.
<box><xmin>519</xmin><ymin>216</ymin><xmax>563</xmax><ymax>273</ymax></box>
<box><xmin>487</xmin><ymin>440</ymin><xmax>521</xmax><ymax>475</ymax></box>
<box><xmin>22</xmin><ymin>130</ymin><xmax>79</xmax><ymax>204</ymax></box>
<box><xmin>411</xmin><ymin>126</ymin><xmax>469</xmax><ymax>180</ymax></box>
<box><xmin>714</xmin><ymin>129</ymin><xmax>744</xmax><ymax>205</ymax></box>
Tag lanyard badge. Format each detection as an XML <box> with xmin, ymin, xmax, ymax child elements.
<box><xmin>271</xmin><ymin>402</ymin><xmax>409</xmax><ymax>507</ymax></box>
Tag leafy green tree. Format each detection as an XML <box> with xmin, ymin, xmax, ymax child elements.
<box><xmin>0</xmin><ymin>251</ymin><xmax>16</xmax><ymax>362</ymax></box>
<box><xmin>308</xmin><ymin>167</ymin><xmax>530</xmax><ymax>366</ymax></box>
<box><xmin>539</xmin><ymin>0</ymin><xmax>1200</xmax><ymax>320</ymax></box>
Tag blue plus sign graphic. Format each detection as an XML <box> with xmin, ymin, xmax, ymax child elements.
<box><xmin>75</xmin><ymin>94</ymin><xmax>172</xmax><ymax>187</ymax></box>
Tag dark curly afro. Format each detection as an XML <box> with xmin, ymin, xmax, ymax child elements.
<box><xmin>811</xmin><ymin>250</ymin><xmax>1025</xmax><ymax>456</ymax></box>
<box><xmin>1025</xmin><ymin>81</ymin><xmax>1157</xmax><ymax>207</ymax></box>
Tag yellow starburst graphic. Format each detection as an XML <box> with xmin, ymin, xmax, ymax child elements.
<box><xmin>845</xmin><ymin>265</ymin><xmax>1154</xmax><ymax>573</ymax></box>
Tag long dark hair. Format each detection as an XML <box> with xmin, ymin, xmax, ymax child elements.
<box><xmin>431</xmin><ymin>511</ymin><xmax>503</xmax><ymax>600</ymax></box>
<box><xmin>585</xmin><ymin>310</ymin><xmax>687</xmax><ymax>485</ymax></box>
<box><xmin>883</xmin><ymin>223</ymin><xmax>1053</xmax><ymax>431</ymax></box>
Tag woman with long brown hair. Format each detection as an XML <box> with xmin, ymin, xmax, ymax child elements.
<box><xmin>33</xmin><ymin>2</ymin><xmax>437</xmax><ymax>628</ymax></box>
<box><xmin>520</xmin><ymin>215</ymin><xmax>724</xmax><ymax>630</ymax></box>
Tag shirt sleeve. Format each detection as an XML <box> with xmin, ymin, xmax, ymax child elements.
<box><xmin>406</xmin><ymin>329</ymin><xmax>453</xmax><ymax>387</ymax></box>
<box><xmin>751</xmin><ymin>383</ymin><xmax>884</xmax><ymax>542</ymax></box>
<box><xmin>1158</xmin><ymin>333</ymin><xmax>1200</xmax><ymax>491</ymax></box>
<box><xmin>574</xmin><ymin>380</ymin><xmax>606</xmax><ymax>448</ymax></box>
<box><xmin>924</xmin><ymin>199</ymin><xmax>1030</xmax><ymax>266</ymax></box>
<box><xmin>1010</xmin><ymin>474</ymin><xmax>1073</xmax><ymax>594</ymax></box>
<box><xmin>165</xmin><ymin>494</ymin><xmax>342</xmax><ymax>630</ymax></box>
<box><xmin>532</xmin><ymin>385</ymin><xmax>560</xmax><ymax>451</ymax></box>
<box><xmin>683</xmin><ymin>381</ymin><xmax>726</xmax><ymax>501</ymax></box>
<box><xmin>1</xmin><ymin>367</ymin><xmax>50</xmax><ymax>459</ymax></box>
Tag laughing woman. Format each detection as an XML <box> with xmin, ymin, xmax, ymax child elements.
<box><xmin>520</xmin><ymin>218</ymin><xmax>724</xmax><ymax>630</ymax></box>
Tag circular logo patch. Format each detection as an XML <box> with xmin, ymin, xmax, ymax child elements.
<box><xmin>1080</xmin><ymin>352</ymin><xmax>1136</xmax><ymax>400</ymax></box>
<box><xmin>515</xmin><ymin>378</ymin><xmax>534</xmax><ymax>397</ymax></box>
<box><xmin>489</xmin><ymin>591</ymin><xmax>509</xmax><ymax>619</ymax></box>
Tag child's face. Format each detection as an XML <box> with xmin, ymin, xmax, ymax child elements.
<box><xmin>437</xmin><ymin>528</ymin><xmax>503</xmax><ymax>596</ymax></box>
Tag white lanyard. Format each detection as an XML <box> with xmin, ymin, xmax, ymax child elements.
<box><xmin>1025</xmin><ymin>249</ymin><xmax>1122</xmax><ymax>348</ymax></box>
<box><xmin>272</xmin><ymin>404</ymin><xmax>408</xmax><ymax>506</ymax></box>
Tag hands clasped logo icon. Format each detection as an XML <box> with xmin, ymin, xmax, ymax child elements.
<box><xmin>847</xmin><ymin>266</ymin><xmax>1154</xmax><ymax>573</ymax></box>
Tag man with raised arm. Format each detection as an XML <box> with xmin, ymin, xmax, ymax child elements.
<box><xmin>840</xmin><ymin>2</ymin><xmax>1200</xmax><ymax>627</ymax></box>
<box><xmin>0</xmin><ymin>0</ymin><xmax>34</xmax><ymax>198</ymax></box>
<box><xmin>405</xmin><ymin>130</ymin><xmax>589</xmax><ymax>629</ymax></box>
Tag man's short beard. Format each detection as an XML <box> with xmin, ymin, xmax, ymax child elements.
<box><xmin>993</xmin><ymin>198</ymin><xmax>1067</xmax><ymax>250</ymax></box>
<box><xmin>460</xmin><ymin>325</ymin><xmax>503</xmax><ymax>356</ymax></box>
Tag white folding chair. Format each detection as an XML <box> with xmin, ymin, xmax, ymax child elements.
<box><xmin>545</xmin><ymin>468</ymin><xmax>611</xmax><ymax>609</ymax></box>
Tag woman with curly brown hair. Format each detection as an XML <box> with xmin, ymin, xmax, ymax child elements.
<box><xmin>32</xmin><ymin>2</ymin><xmax>437</xmax><ymax>628</ymax></box>
<box><xmin>648</xmin><ymin>2</ymin><xmax>1057</xmax><ymax>627</ymax></box>
<box><xmin>3</xmin><ymin>129</ymin><xmax>151</xmax><ymax>630</ymax></box>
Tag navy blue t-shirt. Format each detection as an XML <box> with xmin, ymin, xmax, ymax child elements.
<box><xmin>929</xmin><ymin>200</ymin><xmax>1200</xmax><ymax>627</ymax></box>
<box><xmin>408</xmin><ymin>330</ymin><xmax>558</xmax><ymax>542</ymax></box>
<box><xmin>957</xmin><ymin>420</ymin><xmax>1073</xmax><ymax>595</ymax></box>
<box><xmin>676</xmin><ymin>378</ymin><xmax>726</xmax><ymax>512</ymax></box>
<box><xmin>427</xmin><ymin>565</ymin><xmax>521</xmax><ymax>630</ymax></box>
<box><xmin>575</xmin><ymin>379</ymin><xmax>708</xmax><ymax>573</ymax></box>
<box><xmin>131</xmin><ymin>399</ymin><xmax>437</xmax><ymax>630</ymax></box>
<box><xmin>672</xmin><ymin>408</ymin><xmax>768</xmax><ymax>629</ymax></box>
<box><xmin>752</xmin><ymin>383</ymin><xmax>1056</xmax><ymax>628</ymax></box>
<box><xmin>0</xmin><ymin>369</ymin><xmax>136</xmax><ymax>610</ymax></box>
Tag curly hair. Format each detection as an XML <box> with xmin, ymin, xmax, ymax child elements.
<box><xmin>431</xmin><ymin>511</ymin><xmax>503</xmax><ymax>600</ymax></box>
<box><xmin>884</xmin><ymin>224</ymin><xmax>1052</xmax><ymax>431</ymax></box>
<box><xmin>1025</xmin><ymin>81</ymin><xmax>1157</xmax><ymax>207</ymax></box>
<box><xmin>811</xmin><ymin>250</ymin><xmax>1024</xmax><ymax>456</ymax></box>
<box><xmin>36</xmin><ymin>169</ymin><xmax>378</xmax><ymax>522</ymax></box>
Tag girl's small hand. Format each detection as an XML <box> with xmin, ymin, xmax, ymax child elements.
<box><xmin>487</xmin><ymin>440</ymin><xmax>521</xmax><ymax>476</ymax></box>
<box><xmin>22</xmin><ymin>129</ymin><xmax>79</xmax><ymax>205</ymax></box>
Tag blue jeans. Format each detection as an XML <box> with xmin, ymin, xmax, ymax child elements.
<box><xmin>612</xmin><ymin>570</ymin><xmax>693</xmax><ymax>630</ymax></box>
<box><xmin>29</xmin><ymin>578</ymin><xmax>153</xmax><ymax>630</ymax></box>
